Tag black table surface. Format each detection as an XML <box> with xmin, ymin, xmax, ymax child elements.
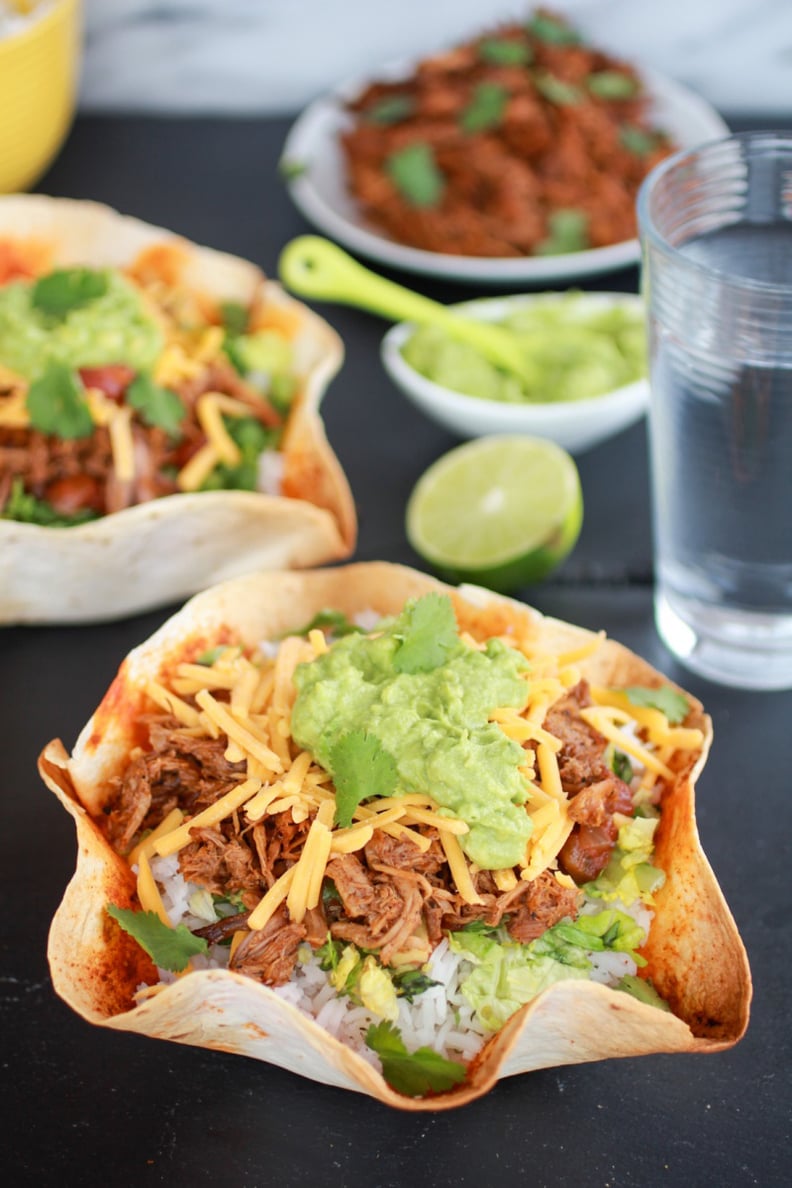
<box><xmin>3</xmin><ymin>115</ymin><xmax>790</xmax><ymax>1188</ymax></box>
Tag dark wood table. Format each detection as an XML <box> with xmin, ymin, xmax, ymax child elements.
<box><xmin>2</xmin><ymin>115</ymin><xmax>789</xmax><ymax>1187</ymax></box>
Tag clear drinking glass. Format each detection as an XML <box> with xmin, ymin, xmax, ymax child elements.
<box><xmin>637</xmin><ymin>131</ymin><xmax>792</xmax><ymax>690</ymax></box>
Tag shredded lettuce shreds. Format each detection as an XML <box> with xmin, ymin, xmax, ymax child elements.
<box><xmin>450</xmin><ymin>909</ymin><xmax>648</xmax><ymax>1031</ymax></box>
<box><xmin>585</xmin><ymin>816</ymin><xmax>666</xmax><ymax>906</ymax></box>
<box><xmin>616</xmin><ymin>974</ymin><xmax>672</xmax><ymax>1012</ymax></box>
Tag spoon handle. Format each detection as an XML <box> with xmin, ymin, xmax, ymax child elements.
<box><xmin>278</xmin><ymin>236</ymin><xmax>521</xmax><ymax>371</ymax></box>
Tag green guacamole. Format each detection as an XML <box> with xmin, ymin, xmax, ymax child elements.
<box><xmin>401</xmin><ymin>294</ymin><xmax>646</xmax><ymax>405</ymax></box>
<box><xmin>290</xmin><ymin>606</ymin><xmax>534</xmax><ymax>869</ymax></box>
<box><xmin>0</xmin><ymin>270</ymin><xmax>164</xmax><ymax>380</ymax></box>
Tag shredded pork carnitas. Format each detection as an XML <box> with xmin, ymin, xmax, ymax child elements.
<box><xmin>341</xmin><ymin>9</ymin><xmax>674</xmax><ymax>258</ymax></box>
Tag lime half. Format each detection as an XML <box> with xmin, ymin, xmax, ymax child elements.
<box><xmin>406</xmin><ymin>435</ymin><xmax>583</xmax><ymax>592</ymax></box>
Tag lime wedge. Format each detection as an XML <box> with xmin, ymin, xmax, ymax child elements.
<box><xmin>406</xmin><ymin>436</ymin><xmax>582</xmax><ymax>592</ymax></box>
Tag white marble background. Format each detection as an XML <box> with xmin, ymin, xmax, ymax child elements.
<box><xmin>79</xmin><ymin>0</ymin><xmax>792</xmax><ymax>118</ymax></box>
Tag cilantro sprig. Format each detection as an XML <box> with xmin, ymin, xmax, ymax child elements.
<box><xmin>392</xmin><ymin>592</ymin><xmax>460</xmax><ymax>674</ymax></box>
<box><xmin>106</xmin><ymin>904</ymin><xmax>208</xmax><ymax>972</ymax></box>
<box><xmin>365</xmin><ymin>94</ymin><xmax>416</xmax><ymax>125</ymax></box>
<box><xmin>587</xmin><ymin>70</ymin><xmax>639</xmax><ymax>100</ymax></box>
<box><xmin>535</xmin><ymin>208</ymin><xmax>589</xmax><ymax>256</ymax></box>
<box><xmin>219</xmin><ymin>300</ymin><xmax>249</xmax><ymax>337</ymax></box>
<box><xmin>385</xmin><ymin>142</ymin><xmax>445</xmax><ymax>208</ymax></box>
<box><xmin>329</xmin><ymin>729</ymin><xmax>398</xmax><ymax>828</ymax></box>
<box><xmin>126</xmin><ymin>373</ymin><xmax>185</xmax><ymax>437</ymax></box>
<box><xmin>366</xmin><ymin>1021</ymin><xmax>466</xmax><ymax>1097</ymax></box>
<box><xmin>478</xmin><ymin>38</ymin><xmax>532</xmax><ymax>66</ymax></box>
<box><xmin>459</xmin><ymin>82</ymin><xmax>509</xmax><ymax>133</ymax></box>
<box><xmin>620</xmin><ymin>125</ymin><xmax>661</xmax><ymax>157</ymax></box>
<box><xmin>26</xmin><ymin>362</ymin><xmax>93</xmax><ymax>439</ymax></box>
<box><xmin>31</xmin><ymin>268</ymin><xmax>109</xmax><ymax>318</ymax></box>
<box><xmin>622</xmin><ymin>685</ymin><xmax>689</xmax><ymax>725</ymax></box>
<box><xmin>526</xmin><ymin>13</ymin><xmax>583</xmax><ymax>45</ymax></box>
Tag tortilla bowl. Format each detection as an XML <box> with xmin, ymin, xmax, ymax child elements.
<box><xmin>40</xmin><ymin>563</ymin><xmax>751</xmax><ymax>1110</ymax></box>
<box><xmin>0</xmin><ymin>195</ymin><xmax>356</xmax><ymax>624</ymax></box>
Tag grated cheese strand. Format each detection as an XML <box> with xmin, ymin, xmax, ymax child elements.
<box><xmin>580</xmin><ymin>708</ymin><xmax>674</xmax><ymax>778</ymax></box>
<box><xmin>195</xmin><ymin>688</ymin><xmax>283</xmax><ymax>773</ymax></box>
<box><xmin>177</xmin><ymin>442</ymin><xmax>220</xmax><ymax>492</ymax></box>
<box><xmin>247</xmin><ymin>866</ymin><xmax>296</xmax><ymax>931</ymax></box>
<box><xmin>127</xmin><ymin>808</ymin><xmax>185</xmax><ymax>867</ymax></box>
<box><xmin>145</xmin><ymin>680</ymin><xmax>202</xmax><ymax>728</ymax></box>
<box><xmin>136</xmin><ymin>851</ymin><xmax>171</xmax><ymax>926</ymax></box>
<box><xmin>439</xmin><ymin>831</ymin><xmax>483</xmax><ymax>905</ymax></box>
<box><xmin>153</xmin><ymin>776</ymin><xmax>262</xmax><ymax>857</ymax></box>
<box><xmin>197</xmin><ymin>392</ymin><xmax>242</xmax><ymax>466</ymax></box>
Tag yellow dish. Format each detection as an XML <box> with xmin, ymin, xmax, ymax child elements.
<box><xmin>0</xmin><ymin>0</ymin><xmax>82</xmax><ymax>193</ymax></box>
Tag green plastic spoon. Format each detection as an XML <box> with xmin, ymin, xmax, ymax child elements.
<box><xmin>278</xmin><ymin>235</ymin><xmax>529</xmax><ymax>379</ymax></box>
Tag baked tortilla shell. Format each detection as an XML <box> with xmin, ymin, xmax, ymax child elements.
<box><xmin>41</xmin><ymin>563</ymin><xmax>751</xmax><ymax>1110</ymax></box>
<box><xmin>0</xmin><ymin>195</ymin><xmax>356</xmax><ymax>623</ymax></box>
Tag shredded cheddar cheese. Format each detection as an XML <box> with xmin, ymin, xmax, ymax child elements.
<box><xmin>152</xmin><ymin>776</ymin><xmax>262</xmax><ymax>857</ymax></box>
<box><xmin>114</xmin><ymin>601</ymin><xmax>700</xmax><ymax>1005</ymax></box>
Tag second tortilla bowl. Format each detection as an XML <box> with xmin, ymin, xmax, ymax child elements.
<box><xmin>40</xmin><ymin>562</ymin><xmax>751</xmax><ymax>1110</ymax></box>
<box><xmin>0</xmin><ymin>195</ymin><xmax>356</xmax><ymax>624</ymax></box>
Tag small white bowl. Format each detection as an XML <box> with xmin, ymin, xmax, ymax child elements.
<box><xmin>380</xmin><ymin>292</ymin><xmax>649</xmax><ymax>454</ymax></box>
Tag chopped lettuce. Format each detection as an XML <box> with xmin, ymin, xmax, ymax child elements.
<box><xmin>1</xmin><ymin>477</ymin><xmax>99</xmax><ymax>528</ymax></box>
<box><xmin>585</xmin><ymin>816</ymin><xmax>665</xmax><ymax>906</ymax></box>
<box><xmin>616</xmin><ymin>974</ymin><xmax>672</xmax><ymax>1012</ymax></box>
<box><xmin>449</xmin><ymin>909</ymin><xmax>648</xmax><ymax>1031</ymax></box>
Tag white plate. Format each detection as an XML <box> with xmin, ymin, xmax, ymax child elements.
<box><xmin>282</xmin><ymin>63</ymin><xmax>729</xmax><ymax>285</ymax></box>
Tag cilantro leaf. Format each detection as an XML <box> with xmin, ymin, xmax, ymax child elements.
<box><xmin>609</xmin><ymin>748</ymin><xmax>634</xmax><ymax>785</ymax></box>
<box><xmin>126</xmin><ymin>373</ymin><xmax>185</xmax><ymax>437</ymax></box>
<box><xmin>1</xmin><ymin>477</ymin><xmax>98</xmax><ymax>527</ymax></box>
<box><xmin>329</xmin><ymin>729</ymin><xmax>398</xmax><ymax>828</ymax></box>
<box><xmin>283</xmin><ymin>608</ymin><xmax>363</xmax><ymax>639</ymax></box>
<box><xmin>219</xmin><ymin>300</ymin><xmax>249</xmax><ymax>336</ymax></box>
<box><xmin>31</xmin><ymin>268</ymin><xmax>108</xmax><ymax>318</ymax></box>
<box><xmin>385</xmin><ymin>143</ymin><xmax>445</xmax><ymax>208</ymax></box>
<box><xmin>535</xmin><ymin>208</ymin><xmax>589</xmax><ymax>255</ymax></box>
<box><xmin>534</xmin><ymin>72</ymin><xmax>581</xmax><ymax>106</ymax></box>
<box><xmin>586</xmin><ymin>70</ymin><xmax>639</xmax><ymax>100</ymax></box>
<box><xmin>106</xmin><ymin>904</ymin><xmax>208</xmax><ymax>972</ymax></box>
<box><xmin>622</xmin><ymin>685</ymin><xmax>690</xmax><ymax>725</ymax></box>
<box><xmin>366</xmin><ymin>1021</ymin><xmax>466</xmax><ymax>1097</ymax></box>
<box><xmin>365</xmin><ymin>94</ymin><xmax>416</xmax><ymax>125</ymax></box>
<box><xmin>391</xmin><ymin>969</ymin><xmax>440</xmax><ymax>1003</ymax></box>
<box><xmin>620</xmin><ymin>125</ymin><xmax>659</xmax><ymax>157</ymax></box>
<box><xmin>392</xmin><ymin>593</ymin><xmax>459</xmax><ymax>674</ymax></box>
<box><xmin>195</xmin><ymin>645</ymin><xmax>230</xmax><ymax>666</ymax></box>
<box><xmin>526</xmin><ymin>13</ymin><xmax>582</xmax><ymax>45</ymax></box>
<box><xmin>26</xmin><ymin>362</ymin><xmax>93</xmax><ymax>439</ymax></box>
<box><xmin>278</xmin><ymin>156</ymin><xmax>308</xmax><ymax>182</ymax></box>
<box><xmin>478</xmin><ymin>38</ymin><xmax>532</xmax><ymax>66</ymax></box>
<box><xmin>460</xmin><ymin>82</ymin><xmax>509</xmax><ymax>133</ymax></box>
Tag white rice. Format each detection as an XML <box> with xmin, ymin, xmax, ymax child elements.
<box><xmin>146</xmin><ymin>854</ymin><xmax>646</xmax><ymax>1066</ymax></box>
<box><xmin>256</xmin><ymin>449</ymin><xmax>284</xmax><ymax>496</ymax></box>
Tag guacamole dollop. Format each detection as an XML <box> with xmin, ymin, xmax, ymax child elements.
<box><xmin>0</xmin><ymin>269</ymin><xmax>164</xmax><ymax>380</ymax></box>
<box><xmin>400</xmin><ymin>294</ymin><xmax>646</xmax><ymax>405</ymax></box>
<box><xmin>290</xmin><ymin>599</ymin><xmax>534</xmax><ymax>869</ymax></box>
